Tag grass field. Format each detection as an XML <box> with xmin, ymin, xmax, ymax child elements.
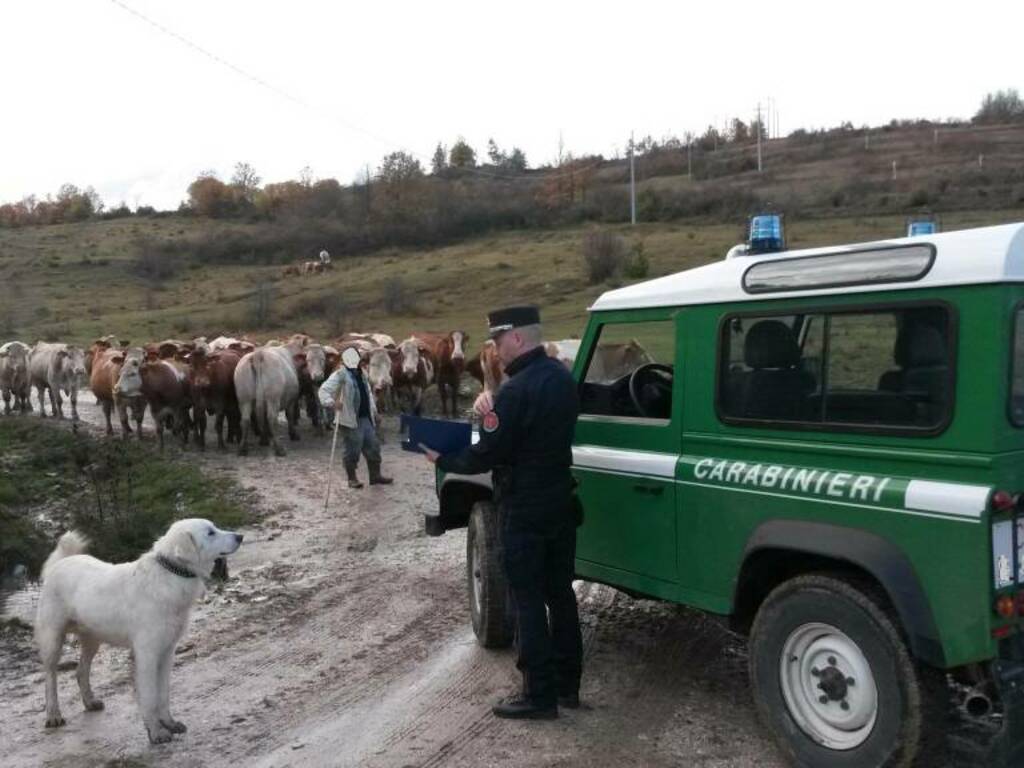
<box><xmin>0</xmin><ymin>419</ymin><xmax>256</xmax><ymax>575</ymax></box>
<box><xmin>1</xmin><ymin>209</ymin><xmax>1022</xmax><ymax>349</ymax></box>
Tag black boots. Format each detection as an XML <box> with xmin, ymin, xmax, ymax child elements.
<box><xmin>345</xmin><ymin>462</ymin><xmax>364</xmax><ymax>489</ymax></box>
<box><xmin>368</xmin><ymin>461</ymin><xmax>393</xmax><ymax>485</ymax></box>
<box><xmin>491</xmin><ymin>695</ymin><xmax>557</xmax><ymax>720</ymax></box>
<box><xmin>347</xmin><ymin>461</ymin><xmax>391</xmax><ymax>488</ymax></box>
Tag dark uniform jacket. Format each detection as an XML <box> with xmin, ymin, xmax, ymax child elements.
<box><xmin>437</xmin><ymin>345</ymin><xmax>579</xmax><ymax>534</ymax></box>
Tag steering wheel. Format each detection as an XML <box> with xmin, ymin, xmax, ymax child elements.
<box><xmin>628</xmin><ymin>363</ymin><xmax>674</xmax><ymax>418</ymax></box>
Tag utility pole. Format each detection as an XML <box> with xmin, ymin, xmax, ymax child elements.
<box><xmin>687</xmin><ymin>138</ymin><xmax>692</xmax><ymax>180</ymax></box>
<box><xmin>756</xmin><ymin>103</ymin><xmax>763</xmax><ymax>173</ymax></box>
<box><xmin>629</xmin><ymin>131</ymin><xmax>637</xmax><ymax>226</ymax></box>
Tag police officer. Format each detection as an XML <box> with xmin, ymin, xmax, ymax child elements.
<box><xmin>423</xmin><ymin>306</ymin><xmax>583</xmax><ymax>719</ymax></box>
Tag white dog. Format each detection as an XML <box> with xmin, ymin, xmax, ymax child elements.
<box><xmin>35</xmin><ymin>518</ymin><xmax>243</xmax><ymax>743</ymax></box>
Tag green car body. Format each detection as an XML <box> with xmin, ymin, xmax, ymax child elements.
<box><xmin>430</xmin><ymin>223</ymin><xmax>1024</xmax><ymax>765</ymax></box>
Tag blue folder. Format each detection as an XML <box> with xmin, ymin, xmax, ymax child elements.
<box><xmin>400</xmin><ymin>415</ymin><xmax>473</xmax><ymax>455</ymax></box>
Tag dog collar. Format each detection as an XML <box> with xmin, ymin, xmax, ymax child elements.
<box><xmin>156</xmin><ymin>553</ymin><xmax>198</xmax><ymax>579</ymax></box>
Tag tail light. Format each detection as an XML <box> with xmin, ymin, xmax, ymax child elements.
<box><xmin>996</xmin><ymin>594</ymin><xmax>1016</xmax><ymax>619</ymax></box>
<box><xmin>991</xmin><ymin>490</ymin><xmax>1017</xmax><ymax>513</ymax></box>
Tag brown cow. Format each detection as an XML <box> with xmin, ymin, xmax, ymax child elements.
<box><xmin>323</xmin><ymin>345</ymin><xmax>341</xmax><ymax>375</ymax></box>
<box><xmin>115</xmin><ymin>357</ymin><xmax>192</xmax><ymax>450</ymax></box>
<box><xmin>282</xmin><ymin>264</ymin><xmax>301</xmax><ymax>277</ymax></box>
<box><xmin>187</xmin><ymin>348</ymin><xmax>242</xmax><ymax>451</ymax></box>
<box><xmin>475</xmin><ymin>339</ymin><xmax>506</xmax><ymax>394</ymax></box>
<box><xmin>84</xmin><ymin>335</ymin><xmax>126</xmax><ymax>377</ymax></box>
<box><xmin>90</xmin><ymin>347</ymin><xmax>146</xmax><ymax>437</ymax></box>
<box><xmin>412</xmin><ymin>330</ymin><xmax>468</xmax><ymax>418</ymax></box>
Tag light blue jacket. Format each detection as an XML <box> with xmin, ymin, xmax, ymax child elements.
<box><xmin>318</xmin><ymin>367</ymin><xmax>377</xmax><ymax>428</ymax></box>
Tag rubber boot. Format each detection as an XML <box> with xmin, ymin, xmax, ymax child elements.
<box><xmin>345</xmin><ymin>461</ymin><xmax>364</xmax><ymax>489</ymax></box>
<box><xmin>368</xmin><ymin>461</ymin><xmax>393</xmax><ymax>485</ymax></box>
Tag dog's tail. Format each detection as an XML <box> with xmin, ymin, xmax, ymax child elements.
<box><xmin>41</xmin><ymin>531</ymin><xmax>89</xmax><ymax>581</ymax></box>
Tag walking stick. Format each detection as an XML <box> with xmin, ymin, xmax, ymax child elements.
<box><xmin>323</xmin><ymin>409</ymin><xmax>342</xmax><ymax>513</ymax></box>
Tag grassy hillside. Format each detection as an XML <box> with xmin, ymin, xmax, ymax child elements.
<box><xmin>1</xmin><ymin>209</ymin><xmax>1022</xmax><ymax>348</ymax></box>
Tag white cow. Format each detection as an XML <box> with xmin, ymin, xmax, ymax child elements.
<box><xmin>544</xmin><ymin>339</ymin><xmax>581</xmax><ymax>370</ymax></box>
<box><xmin>233</xmin><ymin>342</ymin><xmax>304</xmax><ymax>456</ymax></box>
<box><xmin>28</xmin><ymin>343</ymin><xmax>87</xmax><ymax>420</ymax></box>
<box><xmin>367</xmin><ymin>348</ymin><xmax>395</xmax><ymax>412</ymax></box>
<box><xmin>0</xmin><ymin>341</ymin><xmax>32</xmax><ymax>415</ymax></box>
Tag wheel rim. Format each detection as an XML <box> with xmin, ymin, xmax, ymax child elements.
<box><xmin>471</xmin><ymin>527</ymin><xmax>484</xmax><ymax>616</ymax></box>
<box><xmin>779</xmin><ymin>622</ymin><xmax>878</xmax><ymax>750</ymax></box>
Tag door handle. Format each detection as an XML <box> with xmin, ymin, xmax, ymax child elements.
<box><xmin>632</xmin><ymin>483</ymin><xmax>664</xmax><ymax>496</ymax></box>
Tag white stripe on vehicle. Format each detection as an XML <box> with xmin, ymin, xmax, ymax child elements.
<box><xmin>677</xmin><ymin>481</ymin><xmax>981</xmax><ymax>524</ymax></box>
<box><xmin>572</xmin><ymin>445</ymin><xmax>677</xmax><ymax>478</ymax></box>
<box><xmin>903</xmin><ymin>480</ymin><xmax>989</xmax><ymax>519</ymax></box>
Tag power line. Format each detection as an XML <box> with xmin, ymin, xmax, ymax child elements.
<box><xmin>107</xmin><ymin>0</ymin><xmax>606</xmax><ymax>184</ymax></box>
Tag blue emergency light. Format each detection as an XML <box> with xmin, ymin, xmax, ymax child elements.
<box><xmin>747</xmin><ymin>213</ymin><xmax>785</xmax><ymax>254</ymax></box>
<box><xmin>907</xmin><ymin>219</ymin><xmax>938</xmax><ymax>237</ymax></box>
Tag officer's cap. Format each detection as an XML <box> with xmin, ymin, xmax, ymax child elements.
<box><xmin>488</xmin><ymin>305</ymin><xmax>541</xmax><ymax>339</ymax></box>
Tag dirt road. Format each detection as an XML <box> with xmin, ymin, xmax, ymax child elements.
<box><xmin>0</xmin><ymin>397</ymin><xmax>987</xmax><ymax>767</ymax></box>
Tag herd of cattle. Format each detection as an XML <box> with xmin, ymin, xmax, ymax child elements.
<box><xmin>0</xmin><ymin>330</ymin><xmax>637</xmax><ymax>457</ymax></box>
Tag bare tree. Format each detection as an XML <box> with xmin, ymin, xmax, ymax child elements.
<box><xmin>231</xmin><ymin>162</ymin><xmax>261</xmax><ymax>202</ymax></box>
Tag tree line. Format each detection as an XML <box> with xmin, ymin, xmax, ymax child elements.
<box><xmin>2</xmin><ymin>90</ymin><xmax>1022</xmax><ymax>237</ymax></box>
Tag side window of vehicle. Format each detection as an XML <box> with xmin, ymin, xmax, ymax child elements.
<box><xmin>719</xmin><ymin>314</ymin><xmax>823</xmax><ymax>421</ymax></box>
<box><xmin>825</xmin><ymin>307</ymin><xmax>951</xmax><ymax>427</ymax></box>
<box><xmin>718</xmin><ymin>305</ymin><xmax>953</xmax><ymax>431</ymax></box>
<box><xmin>580</xmin><ymin>321</ymin><xmax>675</xmax><ymax>420</ymax></box>
<box><xmin>1010</xmin><ymin>308</ymin><xmax>1024</xmax><ymax>426</ymax></box>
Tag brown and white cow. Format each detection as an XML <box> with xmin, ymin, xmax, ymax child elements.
<box><xmin>89</xmin><ymin>347</ymin><xmax>147</xmax><ymax>437</ymax></box>
<box><xmin>0</xmin><ymin>341</ymin><xmax>31</xmax><ymax>415</ymax></box>
<box><xmin>28</xmin><ymin>343</ymin><xmax>87</xmax><ymax>421</ymax></box>
<box><xmin>84</xmin><ymin>335</ymin><xmax>126</xmax><ymax>377</ymax></box>
<box><xmin>393</xmin><ymin>338</ymin><xmax>435</xmax><ymax>417</ymax></box>
<box><xmin>208</xmin><ymin>336</ymin><xmax>256</xmax><ymax>355</ymax></box>
<box><xmin>114</xmin><ymin>355</ymin><xmax>193</xmax><ymax>450</ymax></box>
<box><xmin>412</xmin><ymin>331</ymin><xmax>468</xmax><ymax>418</ymax></box>
<box><xmin>233</xmin><ymin>342</ymin><xmax>305</xmax><ymax>456</ymax></box>
<box><xmin>143</xmin><ymin>339</ymin><xmax>193</xmax><ymax>363</ymax></box>
<box><xmin>187</xmin><ymin>348</ymin><xmax>242</xmax><ymax>451</ymax></box>
<box><xmin>467</xmin><ymin>340</ymin><xmax>506</xmax><ymax>395</ymax></box>
<box><xmin>340</xmin><ymin>332</ymin><xmax>396</xmax><ymax>349</ymax></box>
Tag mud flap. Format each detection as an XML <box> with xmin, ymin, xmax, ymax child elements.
<box><xmin>424</xmin><ymin>515</ymin><xmax>446</xmax><ymax>537</ymax></box>
<box><xmin>989</xmin><ymin>659</ymin><xmax>1024</xmax><ymax>766</ymax></box>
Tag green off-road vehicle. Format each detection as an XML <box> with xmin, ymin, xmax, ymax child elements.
<box><xmin>428</xmin><ymin>222</ymin><xmax>1024</xmax><ymax>766</ymax></box>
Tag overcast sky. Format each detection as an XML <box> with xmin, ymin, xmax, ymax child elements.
<box><xmin>2</xmin><ymin>0</ymin><xmax>1021</xmax><ymax>211</ymax></box>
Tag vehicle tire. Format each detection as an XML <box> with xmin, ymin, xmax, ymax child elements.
<box><xmin>749</xmin><ymin>573</ymin><xmax>935</xmax><ymax>768</ymax></box>
<box><xmin>466</xmin><ymin>501</ymin><xmax>513</xmax><ymax>649</ymax></box>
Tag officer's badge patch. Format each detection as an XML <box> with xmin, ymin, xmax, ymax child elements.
<box><xmin>482</xmin><ymin>411</ymin><xmax>500</xmax><ymax>432</ymax></box>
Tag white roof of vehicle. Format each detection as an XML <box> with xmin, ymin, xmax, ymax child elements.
<box><xmin>590</xmin><ymin>222</ymin><xmax>1024</xmax><ymax>311</ymax></box>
